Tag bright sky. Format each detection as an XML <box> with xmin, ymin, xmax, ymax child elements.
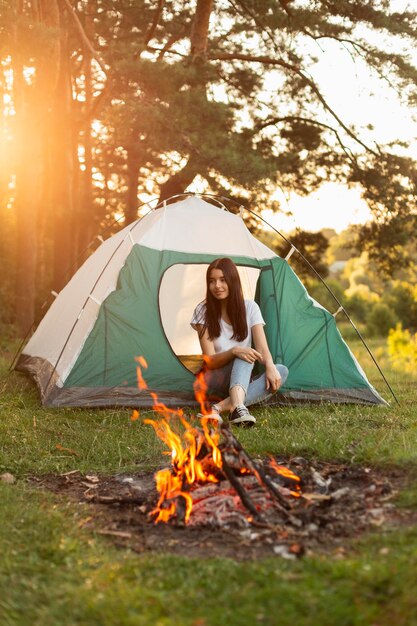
<box><xmin>260</xmin><ymin>0</ymin><xmax>417</xmax><ymax>233</ymax></box>
<box><xmin>262</xmin><ymin>183</ymin><xmax>373</xmax><ymax>233</ymax></box>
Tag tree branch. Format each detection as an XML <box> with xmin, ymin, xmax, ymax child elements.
<box><xmin>304</xmin><ymin>32</ymin><xmax>405</xmax><ymax>98</ymax></box>
<box><xmin>230</xmin><ymin>0</ymin><xmax>283</xmax><ymax>56</ymax></box>
<box><xmin>146</xmin><ymin>44</ymin><xmax>187</xmax><ymax>59</ymax></box>
<box><xmin>156</xmin><ymin>34</ymin><xmax>184</xmax><ymax>61</ymax></box>
<box><xmin>256</xmin><ymin>114</ymin><xmax>358</xmax><ymax>165</ymax></box>
<box><xmin>208</xmin><ymin>51</ymin><xmax>379</xmax><ymax>157</ymax></box>
<box><xmin>190</xmin><ymin>0</ymin><xmax>214</xmax><ymax>60</ymax></box>
<box><xmin>144</xmin><ymin>0</ymin><xmax>165</xmax><ymax>46</ymax></box>
<box><xmin>60</xmin><ymin>0</ymin><xmax>108</xmax><ymax>77</ymax></box>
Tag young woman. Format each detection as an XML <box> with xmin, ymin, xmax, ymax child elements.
<box><xmin>191</xmin><ymin>257</ymin><xmax>288</xmax><ymax>426</ymax></box>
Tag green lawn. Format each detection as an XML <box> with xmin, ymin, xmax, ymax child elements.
<box><xmin>1</xmin><ymin>333</ymin><xmax>417</xmax><ymax>626</ymax></box>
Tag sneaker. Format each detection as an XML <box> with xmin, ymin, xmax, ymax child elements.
<box><xmin>228</xmin><ymin>404</ymin><xmax>256</xmax><ymax>427</ymax></box>
<box><xmin>197</xmin><ymin>404</ymin><xmax>223</xmax><ymax>424</ymax></box>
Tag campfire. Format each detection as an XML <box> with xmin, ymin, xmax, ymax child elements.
<box><xmin>133</xmin><ymin>358</ymin><xmax>302</xmax><ymax>528</ymax></box>
<box><xmin>28</xmin><ymin>363</ymin><xmax>400</xmax><ymax>562</ymax></box>
<box><xmin>32</xmin><ymin>358</ymin><xmax>398</xmax><ymax>559</ymax></box>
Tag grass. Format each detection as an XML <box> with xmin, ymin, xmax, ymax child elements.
<box><xmin>1</xmin><ymin>332</ymin><xmax>417</xmax><ymax>625</ymax></box>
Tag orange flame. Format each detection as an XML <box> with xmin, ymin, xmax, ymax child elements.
<box><xmin>269</xmin><ymin>457</ymin><xmax>301</xmax><ymax>497</ymax></box>
<box><xmin>135</xmin><ymin>355</ymin><xmax>148</xmax><ymax>390</ymax></box>
<box><xmin>193</xmin><ymin>366</ymin><xmax>209</xmax><ymax>415</ymax></box>
<box><xmin>134</xmin><ymin>356</ymin><xmax>301</xmax><ymax>524</ymax></box>
<box><xmin>144</xmin><ymin>415</ymin><xmax>222</xmax><ymax>523</ymax></box>
<box><xmin>134</xmin><ymin>355</ymin><xmax>223</xmax><ymax>524</ymax></box>
<box><xmin>131</xmin><ymin>409</ymin><xmax>140</xmax><ymax>421</ymax></box>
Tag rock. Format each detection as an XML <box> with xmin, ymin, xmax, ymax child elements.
<box><xmin>1</xmin><ymin>472</ymin><xmax>16</xmax><ymax>484</ymax></box>
<box><xmin>273</xmin><ymin>544</ymin><xmax>297</xmax><ymax>560</ymax></box>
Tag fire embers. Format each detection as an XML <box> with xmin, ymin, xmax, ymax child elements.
<box><xmin>134</xmin><ymin>355</ymin><xmax>302</xmax><ymax>528</ymax></box>
<box><xmin>144</xmin><ymin>416</ymin><xmax>223</xmax><ymax>525</ymax></box>
<box><xmin>144</xmin><ymin>416</ymin><xmax>302</xmax><ymax>528</ymax></box>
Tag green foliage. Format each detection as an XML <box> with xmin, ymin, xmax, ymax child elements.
<box><xmin>333</xmin><ymin>246</ymin><xmax>417</xmax><ymax>336</ymax></box>
<box><xmin>350</xmin><ymin>154</ymin><xmax>417</xmax><ymax>274</ymax></box>
<box><xmin>386</xmin><ymin>281</ymin><xmax>417</xmax><ymax>330</ymax></box>
<box><xmin>342</xmin><ymin>253</ymin><xmax>382</xmax><ymax>299</ymax></box>
<box><xmin>90</xmin><ymin>0</ymin><xmax>417</xmax><ymax>232</ymax></box>
<box><xmin>366</xmin><ymin>302</ymin><xmax>398</xmax><ymax>337</ymax></box>
<box><xmin>344</xmin><ymin>292</ymin><xmax>369</xmax><ymax>324</ymax></box>
<box><xmin>305</xmin><ymin>278</ymin><xmax>344</xmax><ymax>312</ymax></box>
<box><xmin>326</xmin><ymin>227</ymin><xmax>355</xmax><ymax>265</ymax></box>
<box><xmin>280</xmin><ymin>230</ymin><xmax>330</xmax><ymax>281</ymax></box>
<box><xmin>387</xmin><ymin>324</ymin><xmax>417</xmax><ymax>374</ymax></box>
<box><xmin>2</xmin><ymin>0</ymin><xmax>417</xmax><ymax>329</ymax></box>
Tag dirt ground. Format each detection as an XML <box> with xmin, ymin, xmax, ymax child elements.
<box><xmin>29</xmin><ymin>457</ymin><xmax>417</xmax><ymax>561</ymax></box>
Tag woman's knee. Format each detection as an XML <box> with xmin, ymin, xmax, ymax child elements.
<box><xmin>276</xmin><ymin>364</ymin><xmax>289</xmax><ymax>385</ymax></box>
<box><xmin>229</xmin><ymin>382</ymin><xmax>247</xmax><ymax>396</ymax></box>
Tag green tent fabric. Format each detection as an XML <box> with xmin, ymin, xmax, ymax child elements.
<box><xmin>256</xmin><ymin>258</ymin><xmax>377</xmax><ymax>402</ymax></box>
<box><xmin>15</xmin><ymin>196</ymin><xmax>386</xmax><ymax>407</ymax></box>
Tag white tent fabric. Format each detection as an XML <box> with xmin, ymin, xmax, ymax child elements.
<box><xmin>160</xmin><ymin>263</ymin><xmax>261</xmax><ymax>355</ymax></box>
<box><xmin>23</xmin><ymin>197</ymin><xmax>276</xmax><ymax>384</ymax></box>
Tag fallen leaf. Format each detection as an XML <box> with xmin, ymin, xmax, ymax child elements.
<box><xmin>78</xmin><ymin>516</ymin><xmax>93</xmax><ymax>528</ymax></box>
<box><xmin>289</xmin><ymin>543</ymin><xmax>305</xmax><ymax>556</ymax></box>
<box><xmin>55</xmin><ymin>443</ymin><xmax>78</xmax><ymax>456</ymax></box>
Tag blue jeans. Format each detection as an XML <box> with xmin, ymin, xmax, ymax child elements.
<box><xmin>202</xmin><ymin>358</ymin><xmax>289</xmax><ymax>407</ymax></box>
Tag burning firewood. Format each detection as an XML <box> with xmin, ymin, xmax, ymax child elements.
<box><xmin>135</xmin><ymin>356</ymin><xmax>303</xmax><ymax>529</ymax></box>
<box><xmin>144</xmin><ymin>416</ymin><xmax>302</xmax><ymax>528</ymax></box>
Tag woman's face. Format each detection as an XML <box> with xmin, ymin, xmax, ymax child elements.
<box><xmin>208</xmin><ymin>268</ymin><xmax>229</xmax><ymax>301</ymax></box>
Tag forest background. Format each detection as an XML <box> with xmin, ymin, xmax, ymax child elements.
<box><xmin>1</xmin><ymin>5</ymin><xmax>417</xmax><ymax>623</ymax></box>
<box><xmin>0</xmin><ymin>0</ymin><xmax>416</xmax><ymax>372</ymax></box>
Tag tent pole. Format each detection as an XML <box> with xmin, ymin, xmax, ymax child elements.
<box><xmin>243</xmin><ymin>206</ymin><xmax>400</xmax><ymax>407</ymax></box>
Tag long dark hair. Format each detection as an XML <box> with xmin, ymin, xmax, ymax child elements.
<box><xmin>202</xmin><ymin>258</ymin><xmax>248</xmax><ymax>342</ymax></box>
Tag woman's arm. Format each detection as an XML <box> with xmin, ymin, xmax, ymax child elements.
<box><xmin>252</xmin><ymin>324</ymin><xmax>282</xmax><ymax>391</ymax></box>
<box><xmin>194</xmin><ymin>325</ymin><xmax>262</xmax><ymax>370</ymax></box>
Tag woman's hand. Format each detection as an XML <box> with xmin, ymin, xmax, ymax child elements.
<box><xmin>265</xmin><ymin>363</ymin><xmax>282</xmax><ymax>391</ymax></box>
<box><xmin>232</xmin><ymin>346</ymin><xmax>263</xmax><ymax>363</ymax></box>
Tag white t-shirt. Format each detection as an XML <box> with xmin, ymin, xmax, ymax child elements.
<box><xmin>191</xmin><ymin>299</ymin><xmax>265</xmax><ymax>353</ymax></box>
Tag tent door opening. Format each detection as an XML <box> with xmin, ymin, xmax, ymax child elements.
<box><xmin>158</xmin><ymin>262</ymin><xmax>261</xmax><ymax>374</ymax></box>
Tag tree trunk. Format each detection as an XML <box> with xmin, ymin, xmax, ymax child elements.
<box><xmin>190</xmin><ymin>0</ymin><xmax>214</xmax><ymax>60</ymax></box>
<box><xmin>14</xmin><ymin>94</ymin><xmax>40</xmax><ymax>333</ymax></box>
<box><xmin>158</xmin><ymin>0</ymin><xmax>214</xmax><ymax>201</ymax></box>
<box><xmin>51</xmin><ymin>17</ymin><xmax>75</xmax><ymax>291</ymax></box>
<box><xmin>158</xmin><ymin>161</ymin><xmax>202</xmax><ymax>201</ymax></box>
<box><xmin>14</xmin><ymin>0</ymin><xmax>61</xmax><ymax>334</ymax></box>
<box><xmin>76</xmin><ymin>0</ymin><xmax>96</xmax><ymax>259</ymax></box>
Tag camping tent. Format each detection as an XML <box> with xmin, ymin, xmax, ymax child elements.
<box><xmin>16</xmin><ymin>195</ymin><xmax>386</xmax><ymax>407</ymax></box>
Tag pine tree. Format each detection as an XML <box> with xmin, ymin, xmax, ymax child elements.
<box><xmin>1</xmin><ymin>0</ymin><xmax>417</xmax><ymax>332</ymax></box>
